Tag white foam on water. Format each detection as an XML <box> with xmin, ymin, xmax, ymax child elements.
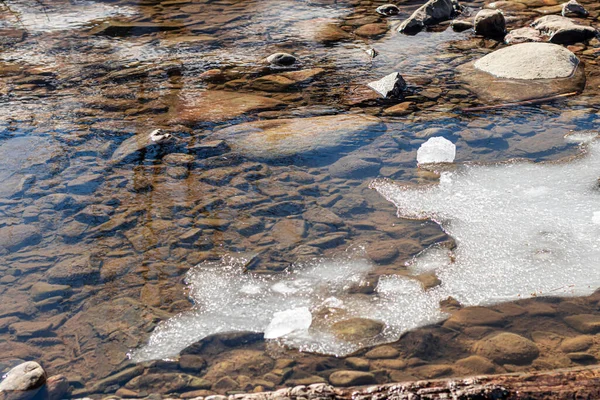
<box><xmin>131</xmin><ymin>253</ymin><xmax>445</xmax><ymax>361</ymax></box>
<box><xmin>375</xmin><ymin>140</ymin><xmax>600</xmax><ymax>307</ymax></box>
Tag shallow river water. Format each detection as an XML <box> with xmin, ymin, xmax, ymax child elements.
<box><xmin>1</xmin><ymin>0</ymin><xmax>600</xmax><ymax>397</ymax></box>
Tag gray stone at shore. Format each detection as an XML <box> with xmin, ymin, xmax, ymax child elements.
<box><xmin>562</xmin><ymin>0</ymin><xmax>588</xmax><ymax>17</ymax></box>
<box><xmin>473</xmin><ymin>42</ymin><xmax>579</xmax><ymax>80</ymax></box>
<box><xmin>0</xmin><ymin>361</ymin><xmax>47</xmax><ymax>400</ymax></box>
<box><xmin>213</xmin><ymin>114</ymin><xmax>384</xmax><ymax>161</ymax></box>
<box><xmin>474</xmin><ymin>9</ymin><xmax>506</xmax><ymax>39</ymax></box>
<box><xmin>367</xmin><ymin>72</ymin><xmax>407</xmax><ymax>98</ymax></box>
<box><xmin>398</xmin><ymin>0</ymin><xmax>459</xmax><ymax>34</ymax></box>
<box><xmin>531</xmin><ymin>15</ymin><xmax>597</xmax><ymax>45</ymax></box>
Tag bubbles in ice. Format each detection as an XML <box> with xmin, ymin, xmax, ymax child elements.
<box><xmin>416</xmin><ymin>137</ymin><xmax>456</xmax><ymax>165</ymax></box>
<box><xmin>131</xmin><ymin>254</ymin><xmax>444</xmax><ymax>361</ymax></box>
<box><xmin>374</xmin><ymin>139</ymin><xmax>600</xmax><ymax>307</ymax></box>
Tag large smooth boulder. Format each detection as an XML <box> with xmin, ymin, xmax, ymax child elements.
<box><xmin>213</xmin><ymin>114</ymin><xmax>384</xmax><ymax>162</ymax></box>
<box><xmin>0</xmin><ymin>361</ymin><xmax>47</xmax><ymax>400</ymax></box>
<box><xmin>398</xmin><ymin>0</ymin><xmax>459</xmax><ymax>34</ymax></box>
<box><xmin>531</xmin><ymin>15</ymin><xmax>597</xmax><ymax>45</ymax></box>
<box><xmin>474</xmin><ymin>42</ymin><xmax>579</xmax><ymax>80</ymax></box>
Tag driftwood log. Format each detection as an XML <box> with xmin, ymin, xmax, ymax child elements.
<box><xmin>233</xmin><ymin>365</ymin><xmax>600</xmax><ymax>400</ymax></box>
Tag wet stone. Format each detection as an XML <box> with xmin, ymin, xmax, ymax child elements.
<box><xmin>505</xmin><ymin>27</ymin><xmax>544</xmax><ymax>44</ymax></box>
<box><xmin>367</xmin><ymin>72</ymin><xmax>406</xmax><ymax>99</ymax></box>
<box><xmin>0</xmin><ymin>225</ymin><xmax>42</xmax><ymax>253</ymax></box>
<box><xmin>0</xmin><ymin>361</ymin><xmax>46</xmax><ymax>400</ymax></box>
<box><xmin>531</xmin><ymin>15</ymin><xmax>597</xmax><ymax>44</ymax></box>
<box><xmin>30</xmin><ymin>282</ymin><xmax>71</xmax><ymax>301</ymax></box>
<box><xmin>398</xmin><ymin>0</ymin><xmax>458</xmax><ymax>34</ymax></box>
<box><xmin>332</xmin><ymin>318</ymin><xmax>384</xmax><ymax>341</ymax></box>
<box><xmin>266</xmin><ymin>52</ymin><xmax>296</xmax><ymax>67</ymax></box>
<box><xmin>451</xmin><ymin>20</ymin><xmax>474</xmax><ymax>32</ymax></box>
<box><xmin>473</xmin><ymin>332</ymin><xmax>540</xmax><ymax>365</ymax></box>
<box><xmin>474</xmin><ymin>9</ymin><xmax>506</xmax><ymax>39</ymax></box>
<box><xmin>444</xmin><ymin>306</ymin><xmax>505</xmax><ymax>329</ymax></box>
<box><xmin>560</xmin><ymin>335</ymin><xmax>594</xmax><ymax>352</ymax></box>
<box><xmin>345</xmin><ymin>357</ymin><xmax>369</xmax><ymax>371</ymax></box>
<box><xmin>328</xmin><ymin>371</ymin><xmax>376</xmax><ymax>387</ymax></box>
<box><xmin>365</xmin><ymin>346</ymin><xmax>400</xmax><ymax>359</ymax></box>
<box><xmin>376</xmin><ymin>4</ymin><xmax>400</xmax><ymax>16</ymax></box>
<box><xmin>562</xmin><ymin>0</ymin><xmax>588</xmax><ymax>17</ymax></box>
<box><xmin>455</xmin><ymin>355</ymin><xmax>497</xmax><ymax>374</ymax></box>
<box><xmin>564</xmin><ymin>314</ymin><xmax>600</xmax><ymax>333</ymax></box>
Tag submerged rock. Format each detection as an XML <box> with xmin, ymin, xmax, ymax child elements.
<box><xmin>170</xmin><ymin>90</ymin><xmax>284</xmax><ymax>124</ymax></box>
<box><xmin>398</xmin><ymin>0</ymin><xmax>459</xmax><ymax>34</ymax></box>
<box><xmin>474</xmin><ymin>9</ymin><xmax>506</xmax><ymax>39</ymax></box>
<box><xmin>376</xmin><ymin>4</ymin><xmax>400</xmax><ymax>16</ymax></box>
<box><xmin>367</xmin><ymin>72</ymin><xmax>407</xmax><ymax>99</ymax></box>
<box><xmin>213</xmin><ymin>114</ymin><xmax>384</xmax><ymax>162</ymax></box>
<box><xmin>0</xmin><ymin>361</ymin><xmax>47</xmax><ymax>400</ymax></box>
<box><xmin>266</xmin><ymin>52</ymin><xmax>296</xmax><ymax>67</ymax></box>
<box><xmin>474</xmin><ymin>333</ymin><xmax>540</xmax><ymax>365</ymax></box>
<box><xmin>562</xmin><ymin>0</ymin><xmax>588</xmax><ymax>17</ymax></box>
<box><xmin>531</xmin><ymin>15</ymin><xmax>597</xmax><ymax>45</ymax></box>
<box><xmin>331</xmin><ymin>318</ymin><xmax>384</xmax><ymax>341</ymax></box>
<box><xmin>328</xmin><ymin>371</ymin><xmax>376</xmax><ymax>386</ymax></box>
<box><xmin>111</xmin><ymin>129</ymin><xmax>173</xmax><ymax>163</ymax></box>
<box><xmin>473</xmin><ymin>42</ymin><xmax>579</xmax><ymax>79</ymax></box>
<box><xmin>451</xmin><ymin>19</ymin><xmax>474</xmax><ymax>32</ymax></box>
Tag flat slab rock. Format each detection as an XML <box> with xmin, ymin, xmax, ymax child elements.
<box><xmin>213</xmin><ymin>114</ymin><xmax>384</xmax><ymax>161</ymax></box>
<box><xmin>474</xmin><ymin>42</ymin><xmax>579</xmax><ymax>80</ymax></box>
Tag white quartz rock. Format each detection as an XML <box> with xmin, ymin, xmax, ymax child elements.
<box><xmin>416</xmin><ymin>137</ymin><xmax>456</xmax><ymax>164</ymax></box>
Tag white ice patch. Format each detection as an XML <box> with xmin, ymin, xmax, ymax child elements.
<box><xmin>264</xmin><ymin>307</ymin><xmax>312</xmax><ymax>339</ymax></box>
<box><xmin>374</xmin><ymin>140</ymin><xmax>600</xmax><ymax>307</ymax></box>
<box><xmin>417</xmin><ymin>137</ymin><xmax>456</xmax><ymax>164</ymax></box>
<box><xmin>131</xmin><ymin>254</ymin><xmax>445</xmax><ymax>361</ymax></box>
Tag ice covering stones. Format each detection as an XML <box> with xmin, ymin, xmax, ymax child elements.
<box><xmin>374</xmin><ymin>138</ymin><xmax>600</xmax><ymax>311</ymax></box>
<box><xmin>474</xmin><ymin>43</ymin><xmax>579</xmax><ymax>80</ymax></box>
<box><xmin>417</xmin><ymin>137</ymin><xmax>456</xmax><ymax>164</ymax></box>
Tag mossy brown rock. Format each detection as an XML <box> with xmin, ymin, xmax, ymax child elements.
<box><xmin>332</xmin><ymin>318</ymin><xmax>384</xmax><ymax>341</ymax></box>
<box><xmin>474</xmin><ymin>332</ymin><xmax>540</xmax><ymax>365</ymax></box>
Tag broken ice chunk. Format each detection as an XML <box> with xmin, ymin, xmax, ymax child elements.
<box><xmin>264</xmin><ymin>307</ymin><xmax>312</xmax><ymax>339</ymax></box>
<box><xmin>416</xmin><ymin>137</ymin><xmax>456</xmax><ymax>164</ymax></box>
<box><xmin>592</xmin><ymin>211</ymin><xmax>600</xmax><ymax>224</ymax></box>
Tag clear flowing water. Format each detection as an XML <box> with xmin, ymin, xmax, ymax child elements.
<box><xmin>1</xmin><ymin>0</ymin><xmax>600</xmax><ymax>396</ymax></box>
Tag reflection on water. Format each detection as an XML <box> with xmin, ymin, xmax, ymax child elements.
<box><xmin>1</xmin><ymin>0</ymin><xmax>600</xmax><ymax>396</ymax></box>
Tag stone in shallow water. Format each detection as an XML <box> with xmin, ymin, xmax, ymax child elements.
<box><xmin>474</xmin><ymin>9</ymin><xmax>506</xmax><ymax>39</ymax></box>
<box><xmin>213</xmin><ymin>114</ymin><xmax>384</xmax><ymax>162</ymax></box>
<box><xmin>531</xmin><ymin>15</ymin><xmax>597</xmax><ymax>45</ymax></box>
<box><xmin>504</xmin><ymin>27</ymin><xmax>544</xmax><ymax>44</ymax></box>
<box><xmin>474</xmin><ymin>42</ymin><xmax>578</xmax><ymax>79</ymax></box>
<box><xmin>367</xmin><ymin>72</ymin><xmax>407</xmax><ymax>99</ymax></box>
<box><xmin>376</xmin><ymin>4</ymin><xmax>400</xmax><ymax>16</ymax></box>
<box><xmin>562</xmin><ymin>0</ymin><xmax>588</xmax><ymax>17</ymax></box>
<box><xmin>0</xmin><ymin>361</ymin><xmax>46</xmax><ymax>400</ymax></box>
<box><xmin>398</xmin><ymin>0</ymin><xmax>459</xmax><ymax>34</ymax></box>
<box><xmin>266</xmin><ymin>52</ymin><xmax>296</xmax><ymax>66</ymax></box>
<box><xmin>473</xmin><ymin>332</ymin><xmax>540</xmax><ymax>365</ymax></box>
<box><xmin>170</xmin><ymin>91</ymin><xmax>284</xmax><ymax>125</ymax></box>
